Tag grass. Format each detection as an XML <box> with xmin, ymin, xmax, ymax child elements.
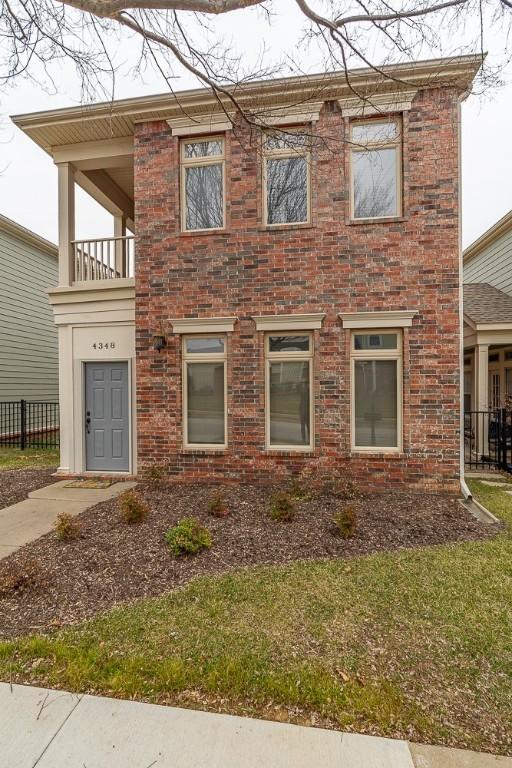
<box><xmin>0</xmin><ymin>447</ymin><xmax>59</xmax><ymax>470</ymax></box>
<box><xmin>0</xmin><ymin>479</ymin><xmax>511</xmax><ymax>753</ymax></box>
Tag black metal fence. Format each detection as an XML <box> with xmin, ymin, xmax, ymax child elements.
<box><xmin>0</xmin><ymin>400</ymin><xmax>60</xmax><ymax>450</ymax></box>
<box><xmin>464</xmin><ymin>408</ymin><xmax>512</xmax><ymax>472</ymax></box>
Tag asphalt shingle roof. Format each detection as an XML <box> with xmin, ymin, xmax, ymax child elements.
<box><xmin>464</xmin><ymin>283</ymin><xmax>512</xmax><ymax>325</ymax></box>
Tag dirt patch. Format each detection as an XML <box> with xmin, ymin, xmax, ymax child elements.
<box><xmin>0</xmin><ymin>482</ymin><xmax>499</xmax><ymax>639</ymax></box>
<box><xmin>0</xmin><ymin>468</ymin><xmax>56</xmax><ymax>509</ymax></box>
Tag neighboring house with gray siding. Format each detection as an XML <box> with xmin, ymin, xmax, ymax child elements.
<box><xmin>463</xmin><ymin>210</ymin><xmax>512</xmax><ymax>412</ymax></box>
<box><xmin>464</xmin><ymin>210</ymin><xmax>512</xmax><ymax>295</ymax></box>
<box><xmin>0</xmin><ymin>214</ymin><xmax>58</xmax><ymax>401</ymax></box>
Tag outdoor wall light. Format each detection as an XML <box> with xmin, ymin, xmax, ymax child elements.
<box><xmin>153</xmin><ymin>334</ymin><xmax>166</xmax><ymax>352</ymax></box>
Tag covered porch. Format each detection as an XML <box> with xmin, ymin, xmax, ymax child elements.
<box><xmin>463</xmin><ymin>283</ymin><xmax>512</xmax><ymax>412</ymax></box>
<box><xmin>463</xmin><ymin>283</ymin><xmax>512</xmax><ymax>470</ymax></box>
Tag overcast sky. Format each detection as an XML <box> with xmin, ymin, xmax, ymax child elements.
<box><xmin>0</xmin><ymin>5</ymin><xmax>511</xmax><ymax>248</ymax></box>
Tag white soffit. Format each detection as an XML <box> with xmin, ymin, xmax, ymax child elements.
<box><xmin>338</xmin><ymin>310</ymin><xmax>417</xmax><ymax>329</ymax></box>
<box><xmin>170</xmin><ymin>317</ymin><xmax>237</xmax><ymax>333</ymax></box>
<box><xmin>167</xmin><ymin>114</ymin><xmax>233</xmax><ymax>137</ymax></box>
<box><xmin>252</xmin><ymin>313</ymin><xmax>326</xmax><ymax>331</ymax></box>
<box><xmin>339</xmin><ymin>90</ymin><xmax>417</xmax><ymax>118</ymax></box>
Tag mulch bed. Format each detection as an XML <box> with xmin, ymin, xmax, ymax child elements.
<box><xmin>0</xmin><ymin>468</ymin><xmax>57</xmax><ymax>509</ymax></box>
<box><xmin>0</xmin><ymin>482</ymin><xmax>500</xmax><ymax>639</ymax></box>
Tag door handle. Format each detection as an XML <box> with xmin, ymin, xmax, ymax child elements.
<box><xmin>86</xmin><ymin>411</ymin><xmax>91</xmax><ymax>434</ymax></box>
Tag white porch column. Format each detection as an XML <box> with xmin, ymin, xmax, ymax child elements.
<box><xmin>114</xmin><ymin>214</ymin><xmax>127</xmax><ymax>277</ymax></box>
<box><xmin>475</xmin><ymin>343</ymin><xmax>489</xmax><ymax>411</ymax></box>
<box><xmin>57</xmin><ymin>324</ymin><xmax>74</xmax><ymax>473</ymax></box>
<box><xmin>57</xmin><ymin>162</ymin><xmax>75</xmax><ymax>286</ymax></box>
<box><xmin>475</xmin><ymin>343</ymin><xmax>489</xmax><ymax>458</ymax></box>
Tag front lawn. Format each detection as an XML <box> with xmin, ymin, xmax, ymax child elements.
<box><xmin>0</xmin><ymin>447</ymin><xmax>59</xmax><ymax>471</ymax></box>
<box><xmin>0</xmin><ymin>480</ymin><xmax>511</xmax><ymax>754</ymax></box>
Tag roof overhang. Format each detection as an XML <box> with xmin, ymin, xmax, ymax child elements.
<box><xmin>11</xmin><ymin>54</ymin><xmax>482</xmax><ymax>153</ymax></box>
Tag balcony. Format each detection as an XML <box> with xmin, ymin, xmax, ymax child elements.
<box><xmin>73</xmin><ymin>236</ymin><xmax>135</xmax><ymax>281</ymax></box>
<box><xmin>55</xmin><ymin>137</ymin><xmax>135</xmax><ymax>288</ymax></box>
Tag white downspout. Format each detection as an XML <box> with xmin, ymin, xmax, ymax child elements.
<box><xmin>458</xmin><ymin>96</ymin><xmax>472</xmax><ymax>500</ymax></box>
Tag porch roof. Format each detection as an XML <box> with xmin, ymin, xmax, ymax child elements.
<box><xmin>464</xmin><ymin>283</ymin><xmax>512</xmax><ymax>328</ymax></box>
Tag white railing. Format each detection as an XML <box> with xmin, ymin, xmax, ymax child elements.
<box><xmin>72</xmin><ymin>236</ymin><xmax>135</xmax><ymax>282</ymax></box>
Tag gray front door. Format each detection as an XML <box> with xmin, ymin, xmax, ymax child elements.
<box><xmin>85</xmin><ymin>361</ymin><xmax>129</xmax><ymax>472</ymax></box>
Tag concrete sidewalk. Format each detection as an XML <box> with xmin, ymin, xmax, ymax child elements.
<box><xmin>0</xmin><ymin>479</ymin><xmax>135</xmax><ymax>559</ymax></box>
<box><xmin>0</xmin><ymin>683</ymin><xmax>509</xmax><ymax>768</ymax></box>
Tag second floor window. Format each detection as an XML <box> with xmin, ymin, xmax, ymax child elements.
<box><xmin>350</xmin><ymin>119</ymin><xmax>401</xmax><ymax>220</ymax></box>
<box><xmin>181</xmin><ymin>137</ymin><xmax>225</xmax><ymax>231</ymax></box>
<box><xmin>263</xmin><ymin>131</ymin><xmax>310</xmax><ymax>226</ymax></box>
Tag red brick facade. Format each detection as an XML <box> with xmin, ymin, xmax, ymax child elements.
<box><xmin>134</xmin><ymin>86</ymin><xmax>461</xmax><ymax>491</ymax></box>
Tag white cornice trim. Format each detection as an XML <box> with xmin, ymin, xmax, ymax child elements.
<box><xmin>12</xmin><ymin>55</ymin><xmax>482</xmax><ymax>144</ymax></box>
<box><xmin>339</xmin><ymin>310</ymin><xmax>417</xmax><ymax>329</ymax></box>
<box><xmin>170</xmin><ymin>317</ymin><xmax>237</xmax><ymax>334</ymax></box>
<box><xmin>339</xmin><ymin>90</ymin><xmax>417</xmax><ymax>117</ymax></box>
<box><xmin>474</xmin><ymin>323</ymin><xmax>512</xmax><ymax>332</ymax></box>
<box><xmin>252</xmin><ymin>313</ymin><xmax>326</xmax><ymax>331</ymax></box>
<box><xmin>48</xmin><ymin>280</ymin><xmax>135</xmax><ymax>305</ymax></box>
<box><xmin>167</xmin><ymin>114</ymin><xmax>233</xmax><ymax>137</ymax></box>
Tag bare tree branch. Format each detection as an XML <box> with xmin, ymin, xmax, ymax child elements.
<box><xmin>1</xmin><ymin>0</ymin><xmax>511</xmax><ymax>121</ymax></box>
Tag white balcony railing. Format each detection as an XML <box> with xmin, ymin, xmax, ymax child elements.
<box><xmin>72</xmin><ymin>236</ymin><xmax>135</xmax><ymax>282</ymax></box>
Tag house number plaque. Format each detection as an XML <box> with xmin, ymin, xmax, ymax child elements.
<box><xmin>92</xmin><ymin>342</ymin><xmax>116</xmax><ymax>350</ymax></box>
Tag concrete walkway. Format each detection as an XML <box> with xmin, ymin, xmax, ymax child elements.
<box><xmin>1</xmin><ymin>683</ymin><xmax>510</xmax><ymax>768</ymax></box>
<box><xmin>0</xmin><ymin>479</ymin><xmax>136</xmax><ymax>559</ymax></box>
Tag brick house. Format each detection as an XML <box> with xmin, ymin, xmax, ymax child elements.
<box><xmin>12</xmin><ymin>55</ymin><xmax>481</xmax><ymax>490</ymax></box>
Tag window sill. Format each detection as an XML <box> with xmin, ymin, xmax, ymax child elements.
<box><xmin>259</xmin><ymin>222</ymin><xmax>315</xmax><ymax>233</ymax></box>
<box><xmin>179</xmin><ymin>228</ymin><xmax>230</xmax><ymax>238</ymax></box>
<box><xmin>265</xmin><ymin>447</ymin><xmax>316</xmax><ymax>455</ymax></box>
<box><xmin>182</xmin><ymin>447</ymin><xmax>228</xmax><ymax>454</ymax></box>
<box><xmin>347</xmin><ymin>216</ymin><xmax>407</xmax><ymax>226</ymax></box>
<box><xmin>349</xmin><ymin>450</ymin><xmax>404</xmax><ymax>458</ymax></box>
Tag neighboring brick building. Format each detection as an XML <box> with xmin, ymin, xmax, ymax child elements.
<box><xmin>12</xmin><ymin>55</ymin><xmax>481</xmax><ymax>490</ymax></box>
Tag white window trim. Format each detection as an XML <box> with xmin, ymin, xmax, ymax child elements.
<box><xmin>171</xmin><ymin>317</ymin><xmax>237</xmax><ymax>334</ymax></box>
<box><xmin>265</xmin><ymin>332</ymin><xmax>314</xmax><ymax>452</ymax></box>
<box><xmin>350</xmin><ymin>329</ymin><xmax>403</xmax><ymax>453</ymax></box>
<box><xmin>180</xmin><ymin>135</ymin><xmax>226</xmax><ymax>233</ymax></box>
<box><xmin>167</xmin><ymin>115</ymin><xmax>232</xmax><ymax>137</ymax></box>
<box><xmin>182</xmin><ymin>333</ymin><xmax>228</xmax><ymax>450</ymax></box>
<box><xmin>262</xmin><ymin>129</ymin><xmax>312</xmax><ymax>227</ymax></box>
<box><xmin>253</xmin><ymin>313</ymin><xmax>325</xmax><ymax>332</ymax></box>
<box><xmin>339</xmin><ymin>91</ymin><xmax>416</xmax><ymax>118</ymax></box>
<box><xmin>349</xmin><ymin>118</ymin><xmax>402</xmax><ymax>221</ymax></box>
<box><xmin>339</xmin><ymin>310</ymin><xmax>416</xmax><ymax>329</ymax></box>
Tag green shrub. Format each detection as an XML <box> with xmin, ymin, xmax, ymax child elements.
<box><xmin>269</xmin><ymin>491</ymin><xmax>296</xmax><ymax>522</ymax></box>
<box><xmin>331</xmin><ymin>505</ymin><xmax>357</xmax><ymax>539</ymax></box>
<box><xmin>54</xmin><ymin>512</ymin><xmax>80</xmax><ymax>541</ymax></box>
<box><xmin>145</xmin><ymin>464</ymin><xmax>166</xmax><ymax>482</ymax></box>
<box><xmin>165</xmin><ymin>517</ymin><xmax>212</xmax><ymax>556</ymax></box>
<box><xmin>208</xmin><ymin>490</ymin><xmax>229</xmax><ymax>518</ymax></box>
<box><xmin>119</xmin><ymin>490</ymin><xmax>149</xmax><ymax>524</ymax></box>
<box><xmin>287</xmin><ymin>478</ymin><xmax>312</xmax><ymax>501</ymax></box>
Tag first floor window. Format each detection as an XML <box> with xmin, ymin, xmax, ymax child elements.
<box><xmin>266</xmin><ymin>333</ymin><xmax>313</xmax><ymax>449</ymax></box>
<box><xmin>351</xmin><ymin>331</ymin><xmax>401</xmax><ymax>450</ymax></box>
<box><xmin>183</xmin><ymin>335</ymin><xmax>226</xmax><ymax>447</ymax></box>
<box><xmin>181</xmin><ymin>137</ymin><xmax>225</xmax><ymax>231</ymax></box>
